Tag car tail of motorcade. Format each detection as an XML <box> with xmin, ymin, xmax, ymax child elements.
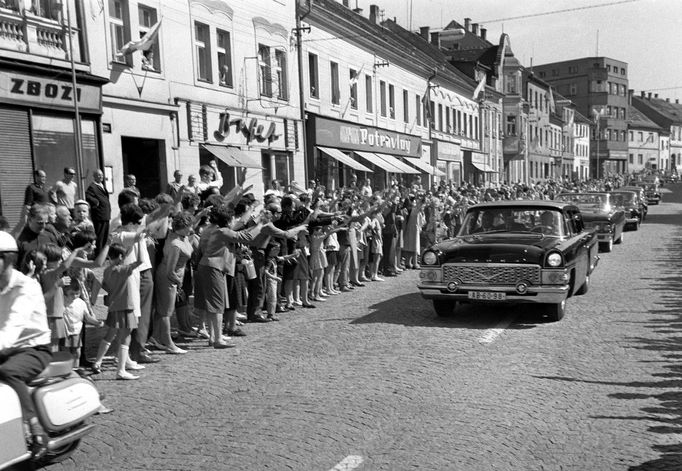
<box><xmin>0</xmin><ymin>352</ymin><xmax>101</xmax><ymax>470</ymax></box>
<box><xmin>417</xmin><ymin>201</ymin><xmax>599</xmax><ymax>322</ymax></box>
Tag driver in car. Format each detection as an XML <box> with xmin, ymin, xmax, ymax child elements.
<box><xmin>534</xmin><ymin>211</ymin><xmax>559</xmax><ymax>235</ymax></box>
<box><xmin>0</xmin><ymin>231</ymin><xmax>52</xmax><ymax>458</ymax></box>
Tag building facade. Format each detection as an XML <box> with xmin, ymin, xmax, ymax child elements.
<box><xmin>88</xmin><ymin>0</ymin><xmax>303</xmax><ymax>203</ymax></box>
<box><xmin>0</xmin><ymin>0</ymin><xmax>106</xmax><ymax>224</ymax></box>
<box><xmin>534</xmin><ymin>57</ymin><xmax>629</xmax><ymax>177</ymax></box>
<box><xmin>573</xmin><ymin>111</ymin><xmax>591</xmax><ymax>180</ymax></box>
<box><xmin>627</xmin><ymin>105</ymin><xmax>662</xmax><ymax>174</ymax></box>
<box><xmin>301</xmin><ymin>1</ymin><xmax>486</xmax><ymax>191</ymax></box>
<box><xmin>632</xmin><ymin>92</ymin><xmax>682</xmax><ymax>173</ymax></box>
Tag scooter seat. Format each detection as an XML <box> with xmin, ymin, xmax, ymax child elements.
<box><xmin>29</xmin><ymin>352</ymin><xmax>74</xmax><ymax>385</ymax></box>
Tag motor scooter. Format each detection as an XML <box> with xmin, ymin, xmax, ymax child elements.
<box><xmin>0</xmin><ymin>352</ymin><xmax>101</xmax><ymax>470</ymax></box>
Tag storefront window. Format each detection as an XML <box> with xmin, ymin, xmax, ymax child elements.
<box><xmin>261</xmin><ymin>151</ymin><xmax>294</xmax><ymax>190</ymax></box>
<box><xmin>32</xmin><ymin>115</ymin><xmax>99</xmax><ymax>190</ymax></box>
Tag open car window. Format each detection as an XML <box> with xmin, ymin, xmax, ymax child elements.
<box><xmin>459</xmin><ymin>207</ymin><xmax>565</xmax><ymax>237</ymax></box>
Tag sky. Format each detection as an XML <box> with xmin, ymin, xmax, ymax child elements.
<box><xmin>364</xmin><ymin>0</ymin><xmax>682</xmax><ymax>101</ymax></box>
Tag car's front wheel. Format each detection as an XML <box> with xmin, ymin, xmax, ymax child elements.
<box><xmin>433</xmin><ymin>299</ymin><xmax>456</xmax><ymax>317</ymax></box>
<box><xmin>545</xmin><ymin>299</ymin><xmax>566</xmax><ymax>322</ymax></box>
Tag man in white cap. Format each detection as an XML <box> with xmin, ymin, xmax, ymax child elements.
<box><xmin>0</xmin><ymin>231</ymin><xmax>52</xmax><ymax>457</ymax></box>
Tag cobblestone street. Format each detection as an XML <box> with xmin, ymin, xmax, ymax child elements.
<box><xmin>50</xmin><ymin>186</ymin><xmax>682</xmax><ymax>471</ymax></box>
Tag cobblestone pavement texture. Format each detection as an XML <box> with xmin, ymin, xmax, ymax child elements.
<box><xmin>47</xmin><ymin>186</ymin><xmax>682</xmax><ymax>471</ymax></box>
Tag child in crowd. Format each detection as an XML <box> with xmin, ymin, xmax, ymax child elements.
<box><xmin>62</xmin><ymin>281</ymin><xmax>104</xmax><ymax>368</ymax></box>
<box><xmin>292</xmin><ymin>230</ymin><xmax>314</xmax><ymax>308</ymax></box>
<box><xmin>323</xmin><ymin>225</ymin><xmax>340</xmax><ymax>296</ymax></box>
<box><xmin>40</xmin><ymin>243</ymin><xmax>82</xmax><ymax>352</ymax></box>
<box><xmin>263</xmin><ymin>242</ymin><xmax>283</xmax><ymax>321</ymax></box>
<box><xmin>93</xmin><ymin>242</ymin><xmax>143</xmax><ymax>380</ymax></box>
<box><xmin>20</xmin><ymin>249</ymin><xmax>47</xmax><ymax>281</ymax></box>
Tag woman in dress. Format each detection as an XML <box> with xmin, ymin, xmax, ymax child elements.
<box><xmin>153</xmin><ymin>213</ymin><xmax>194</xmax><ymax>354</ymax></box>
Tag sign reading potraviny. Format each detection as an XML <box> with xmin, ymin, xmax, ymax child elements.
<box><xmin>340</xmin><ymin>126</ymin><xmax>413</xmax><ymax>154</ymax></box>
<box><xmin>312</xmin><ymin>115</ymin><xmax>422</xmax><ymax>158</ymax></box>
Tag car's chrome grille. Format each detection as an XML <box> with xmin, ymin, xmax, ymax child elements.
<box><xmin>442</xmin><ymin>264</ymin><xmax>541</xmax><ymax>285</ymax></box>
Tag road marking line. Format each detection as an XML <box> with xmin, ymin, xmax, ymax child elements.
<box><xmin>329</xmin><ymin>455</ymin><xmax>363</xmax><ymax>471</ymax></box>
<box><xmin>477</xmin><ymin>315</ymin><xmax>515</xmax><ymax>344</ymax></box>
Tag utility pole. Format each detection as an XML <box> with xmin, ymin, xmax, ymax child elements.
<box><xmin>295</xmin><ymin>1</ymin><xmax>312</xmax><ymax>182</ymax></box>
<box><xmin>66</xmin><ymin>0</ymin><xmax>85</xmax><ymax>198</ymax></box>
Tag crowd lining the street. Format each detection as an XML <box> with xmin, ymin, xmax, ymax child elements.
<box><xmin>2</xmin><ymin>162</ymin><xmax>654</xmax><ymax>381</ymax></box>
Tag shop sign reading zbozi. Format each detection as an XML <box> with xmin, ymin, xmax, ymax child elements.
<box><xmin>214</xmin><ymin>110</ymin><xmax>281</xmax><ymax>144</ymax></box>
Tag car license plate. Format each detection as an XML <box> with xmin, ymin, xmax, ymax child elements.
<box><xmin>468</xmin><ymin>291</ymin><xmax>506</xmax><ymax>301</ymax></box>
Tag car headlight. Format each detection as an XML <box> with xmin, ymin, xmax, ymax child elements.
<box><xmin>422</xmin><ymin>251</ymin><xmax>438</xmax><ymax>266</ymax></box>
<box><xmin>547</xmin><ymin>252</ymin><xmax>563</xmax><ymax>267</ymax></box>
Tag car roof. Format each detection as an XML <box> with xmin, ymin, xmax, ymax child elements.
<box><xmin>467</xmin><ymin>200</ymin><xmax>578</xmax><ymax>211</ymax></box>
<box><xmin>610</xmin><ymin>190</ymin><xmax>636</xmax><ymax>194</ymax></box>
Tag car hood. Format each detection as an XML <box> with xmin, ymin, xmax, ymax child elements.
<box><xmin>431</xmin><ymin>235</ymin><xmax>559</xmax><ymax>264</ymax></box>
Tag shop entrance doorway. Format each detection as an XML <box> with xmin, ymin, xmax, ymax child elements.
<box><xmin>121</xmin><ymin>137</ymin><xmax>166</xmax><ymax>199</ymax></box>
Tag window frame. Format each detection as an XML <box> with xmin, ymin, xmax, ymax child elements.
<box><xmin>349</xmin><ymin>68</ymin><xmax>358</xmax><ymax>110</ymax></box>
<box><xmin>216</xmin><ymin>29</ymin><xmax>233</xmax><ymax>88</ymax></box>
<box><xmin>330</xmin><ymin>61</ymin><xmax>340</xmax><ymax>105</ymax></box>
<box><xmin>365</xmin><ymin>74</ymin><xmax>373</xmax><ymax>113</ymax></box>
<box><xmin>194</xmin><ymin>21</ymin><xmax>212</xmax><ymax>83</ymax></box>
<box><xmin>109</xmin><ymin>0</ymin><xmax>132</xmax><ymax>66</ymax></box>
<box><xmin>402</xmin><ymin>89</ymin><xmax>409</xmax><ymax>123</ymax></box>
<box><xmin>379</xmin><ymin>80</ymin><xmax>387</xmax><ymax>117</ymax></box>
<box><xmin>308</xmin><ymin>53</ymin><xmax>319</xmax><ymax>99</ymax></box>
<box><xmin>138</xmin><ymin>5</ymin><xmax>160</xmax><ymax>72</ymax></box>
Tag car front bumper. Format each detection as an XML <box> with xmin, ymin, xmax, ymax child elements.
<box><xmin>417</xmin><ymin>283</ymin><xmax>569</xmax><ymax>304</ymax></box>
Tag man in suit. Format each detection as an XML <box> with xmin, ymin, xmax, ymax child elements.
<box><xmin>85</xmin><ymin>169</ymin><xmax>111</xmax><ymax>255</ymax></box>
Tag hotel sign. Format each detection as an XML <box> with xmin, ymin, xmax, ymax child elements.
<box><xmin>313</xmin><ymin>115</ymin><xmax>421</xmax><ymax>157</ymax></box>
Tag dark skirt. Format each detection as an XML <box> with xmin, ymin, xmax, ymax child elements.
<box><xmin>48</xmin><ymin>317</ymin><xmax>67</xmax><ymax>340</ymax></box>
<box><xmin>105</xmin><ymin>310</ymin><xmax>138</xmax><ymax>330</ymax></box>
<box><xmin>194</xmin><ymin>265</ymin><xmax>226</xmax><ymax>314</ymax></box>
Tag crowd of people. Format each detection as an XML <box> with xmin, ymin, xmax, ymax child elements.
<box><xmin>0</xmin><ymin>160</ymin><xmax>650</xmax><ymax>456</ymax></box>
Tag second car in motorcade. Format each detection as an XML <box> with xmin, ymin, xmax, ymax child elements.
<box><xmin>609</xmin><ymin>190</ymin><xmax>642</xmax><ymax>230</ymax></box>
<box><xmin>554</xmin><ymin>192</ymin><xmax>626</xmax><ymax>253</ymax></box>
<box><xmin>417</xmin><ymin>201</ymin><xmax>599</xmax><ymax>322</ymax></box>
<box><xmin>620</xmin><ymin>186</ymin><xmax>648</xmax><ymax>221</ymax></box>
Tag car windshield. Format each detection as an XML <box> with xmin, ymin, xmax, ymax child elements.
<box><xmin>611</xmin><ymin>192</ymin><xmax>635</xmax><ymax>206</ymax></box>
<box><xmin>555</xmin><ymin>193</ymin><xmax>610</xmax><ymax>212</ymax></box>
<box><xmin>458</xmin><ymin>207</ymin><xmax>565</xmax><ymax>237</ymax></box>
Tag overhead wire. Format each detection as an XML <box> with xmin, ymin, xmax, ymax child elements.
<box><xmin>480</xmin><ymin>0</ymin><xmax>641</xmax><ymax>24</ymax></box>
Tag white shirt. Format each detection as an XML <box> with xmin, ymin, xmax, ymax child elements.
<box><xmin>63</xmin><ymin>297</ymin><xmax>90</xmax><ymax>336</ymax></box>
<box><xmin>55</xmin><ymin>180</ymin><xmax>78</xmax><ymax>208</ymax></box>
<box><xmin>0</xmin><ymin>269</ymin><xmax>51</xmax><ymax>351</ymax></box>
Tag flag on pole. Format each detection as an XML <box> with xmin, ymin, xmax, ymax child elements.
<box><xmin>421</xmin><ymin>83</ymin><xmax>433</xmax><ymax>126</ymax></box>
<box><xmin>548</xmin><ymin>87</ymin><xmax>556</xmax><ymax>113</ymax></box>
<box><xmin>117</xmin><ymin>18</ymin><xmax>162</xmax><ymax>56</ymax></box>
<box><xmin>472</xmin><ymin>76</ymin><xmax>486</xmax><ymax>100</ymax></box>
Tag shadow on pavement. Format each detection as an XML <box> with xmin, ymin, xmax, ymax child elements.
<box><xmin>531</xmin><ymin>185</ymin><xmax>682</xmax><ymax>471</ymax></box>
<box><xmin>351</xmin><ymin>291</ymin><xmax>540</xmax><ymax>330</ymax></box>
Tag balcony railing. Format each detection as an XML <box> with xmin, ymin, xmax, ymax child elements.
<box><xmin>0</xmin><ymin>6</ymin><xmax>80</xmax><ymax>61</ymax></box>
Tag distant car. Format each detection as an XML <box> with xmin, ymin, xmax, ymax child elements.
<box><xmin>554</xmin><ymin>192</ymin><xmax>626</xmax><ymax>252</ymax></box>
<box><xmin>620</xmin><ymin>186</ymin><xmax>648</xmax><ymax>221</ymax></box>
<box><xmin>417</xmin><ymin>201</ymin><xmax>600</xmax><ymax>322</ymax></box>
<box><xmin>633</xmin><ymin>181</ymin><xmax>662</xmax><ymax>205</ymax></box>
<box><xmin>609</xmin><ymin>190</ymin><xmax>642</xmax><ymax>230</ymax></box>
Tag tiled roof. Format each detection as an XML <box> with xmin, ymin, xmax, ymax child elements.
<box><xmin>443</xmin><ymin>20</ymin><xmax>493</xmax><ymax>49</ymax></box>
<box><xmin>628</xmin><ymin>105</ymin><xmax>662</xmax><ymax>131</ymax></box>
<box><xmin>634</xmin><ymin>96</ymin><xmax>682</xmax><ymax>121</ymax></box>
<box><xmin>574</xmin><ymin>110</ymin><xmax>592</xmax><ymax>124</ymax></box>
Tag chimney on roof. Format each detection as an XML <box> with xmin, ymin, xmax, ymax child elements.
<box><xmin>464</xmin><ymin>18</ymin><xmax>471</xmax><ymax>31</ymax></box>
<box><xmin>655</xmin><ymin>93</ymin><xmax>659</xmax><ymax>99</ymax></box>
<box><xmin>472</xmin><ymin>23</ymin><xmax>479</xmax><ymax>35</ymax></box>
<box><xmin>640</xmin><ymin>91</ymin><xmax>645</xmax><ymax>98</ymax></box>
<box><xmin>480</xmin><ymin>28</ymin><xmax>487</xmax><ymax>40</ymax></box>
<box><xmin>369</xmin><ymin>4</ymin><xmax>379</xmax><ymax>24</ymax></box>
<box><xmin>430</xmin><ymin>32</ymin><xmax>440</xmax><ymax>46</ymax></box>
<box><xmin>342</xmin><ymin>0</ymin><xmax>349</xmax><ymax>7</ymax></box>
<box><xmin>420</xmin><ymin>26</ymin><xmax>430</xmax><ymax>40</ymax></box>
<box><xmin>666</xmin><ymin>98</ymin><xmax>670</xmax><ymax>103</ymax></box>
<box><xmin>648</xmin><ymin>92</ymin><xmax>652</xmax><ymax>100</ymax></box>
<box><xmin>677</xmin><ymin>99</ymin><xmax>680</xmax><ymax>104</ymax></box>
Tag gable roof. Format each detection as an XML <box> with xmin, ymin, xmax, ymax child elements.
<box><xmin>628</xmin><ymin>105</ymin><xmax>663</xmax><ymax>131</ymax></box>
